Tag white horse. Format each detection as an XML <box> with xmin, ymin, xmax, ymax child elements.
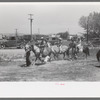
<box><xmin>76</xmin><ymin>40</ymin><xmax>90</xmax><ymax>58</ymax></box>
<box><xmin>47</xmin><ymin>42</ymin><xmax>69</xmax><ymax>59</ymax></box>
<box><xmin>58</xmin><ymin>44</ymin><xmax>69</xmax><ymax>59</ymax></box>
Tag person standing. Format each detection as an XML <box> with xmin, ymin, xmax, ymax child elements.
<box><xmin>25</xmin><ymin>41</ymin><xmax>31</xmax><ymax>66</ymax></box>
<box><xmin>68</xmin><ymin>38</ymin><xmax>77</xmax><ymax>59</ymax></box>
<box><xmin>40</xmin><ymin>37</ymin><xmax>46</xmax><ymax>56</ymax></box>
<box><xmin>58</xmin><ymin>38</ymin><xmax>63</xmax><ymax>53</ymax></box>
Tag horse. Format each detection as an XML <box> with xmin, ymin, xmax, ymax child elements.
<box><xmin>58</xmin><ymin>44</ymin><xmax>69</xmax><ymax>59</ymax></box>
<box><xmin>76</xmin><ymin>42</ymin><xmax>90</xmax><ymax>59</ymax></box>
<box><xmin>67</xmin><ymin>46</ymin><xmax>77</xmax><ymax>60</ymax></box>
<box><xmin>31</xmin><ymin>44</ymin><xmax>43</xmax><ymax>63</ymax></box>
<box><xmin>96</xmin><ymin>50</ymin><xmax>100</xmax><ymax>63</ymax></box>
<box><xmin>49</xmin><ymin>43</ymin><xmax>69</xmax><ymax>60</ymax></box>
<box><xmin>44</xmin><ymin>42</ymin><xmax>58</xmax><ymax>60</ymax></box>
<box><xmin>96</xmin><ymin>49</ymin><xmax>100</xmax><ymax>67</ymax></box>
<box><xmin>31</xmin><ymin>42</ymin><xmax>56</xmax><ymax>63</ymax></box>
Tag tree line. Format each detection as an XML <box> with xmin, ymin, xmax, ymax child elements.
<box><xmin>79</xmin><ymin>12</ymin><xmax>100</xmax><ymax>40</ymax></box>
<box><xmin>57</xmin><ymin>31</ymin><xmax>69</xmax><ymax>39</ymax></box>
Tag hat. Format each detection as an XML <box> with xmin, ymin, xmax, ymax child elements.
<box><xmin>71</xmin><ymin>38</ymin><xmax>74</xmax><ymax>41</ymax></box>
<box><xmin>41</xmin><ymin>37</ymin><xmax>44</xmax><ymax>39</ymax></box>
<box><xmin>59</xmin><ymin>38</ymin><xmax>62</xmax><ymax>40</ymax></box>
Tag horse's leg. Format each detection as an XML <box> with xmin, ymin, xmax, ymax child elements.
<box><xmin>86</xmin><ymin>53</ymin><xmax>87</xmax><ymax>59</ymax></box>
<box><xmin>57</xmin><ymin>53</ymin><xmax>59</xmax><ymax>59</ymax></box>
<box><xmin>48</xmin><ymin>52</ymin><xmax>52</xmax><ymax>62</ymax></box>
<box><xmin>56</xmin><ymin>53</ymin><xmax>59</xmax><ymax>60</ymax></box>
<box><xmin>70</xmin><ymin>49</ymin><xmax>73</xmax><ymax>60</ymax></box>
<box><xmin>63</xmin><ymin>52</ymin><xmax>66</xmax><ymax>60</ymax></box>
<box><xmin>37</xmin><ymin>52</ymin><xmax>43</xmax><ymax>62</ymax></box>
<box><xmin>35</xmin><ymin>54</ymin><xmax>38</xmax><ymax>62</ymax></box>
<box><xmin>35</xmin><ymin>57</ymin><xmax>37</xmax><ymax>62</ymax></box>
<box><xmin>39</xmin><ymin>56</ymin><xmax>43</xmax><ymax>62</ymax></box>
<box><xmin>53</xmin><ymin>52</ymin><xmax>57</xmax><ymax>60</ymax></box>
<box><xmin>54</xmin><ymin>53</ymin><xmax>57</xmax><ymax>60</ymax></box>
<box><xmin>51</xmin><ymin>52</ymin><xmax>55</xmax><ymax>60</ymax></box>
<box><xmin>66</xmin><ymin>49</ymin><xmax>70</xmax><ymax>60</ymax></box>
<box><xmin>88</xmin><ymin>48</ymin><xmax>90</xmax><ymax>56</ymax></box>
<box><xmin>72</xmin><ymin>49</ymin><xmax>76</xmax><ymax>60</ymax></box>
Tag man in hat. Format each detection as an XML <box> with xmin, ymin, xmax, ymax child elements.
<box><xmin>25</xmin><ymin>41</ymin><xmax>31</xmax><ymax>66</ymax></box>
<box><xmin>68</xmin><ymin>38</ymin><xmax>77</xmax><ymax>59</ymax></box>
<box><xmin>39</xmin><ymin>37</ymin><xmax>47</xmax><ymax>55</ymax></box>
<box><xmin>58</xmin><ymin>38</ymin><xmax>63</xmax><ymax>53</ymax></box>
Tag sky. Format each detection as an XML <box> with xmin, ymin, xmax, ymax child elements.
<box><xmin>0</xmin><ymin>2</ymin><xmax>100</xmax><ymax>36</ymax></box>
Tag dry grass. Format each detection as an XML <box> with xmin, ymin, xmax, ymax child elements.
<box><xmin>0</xmin><ymin>48</ymin><xmax>100</xmax><ymax>81</ymax></box>
<box><xmin>0</xmin><ymin>49</ymin><xmax>25</xmax><ymax>61</ymax></box>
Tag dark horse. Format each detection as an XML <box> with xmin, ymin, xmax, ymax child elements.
<box><xmin>96</xmin><ymin>50</ymin><xmax>100</xmax><ymax>62</ymax></box>
<box><xmin>76</xmin><ymin>44</ymin><xmax>90</xmax><ymax>59</ymax></box>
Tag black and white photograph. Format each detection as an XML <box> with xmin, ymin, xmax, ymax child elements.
<box><xmin>0</xmin><ymin>2</ymin><xmax>100</xmax><ymax>82</ymax></box>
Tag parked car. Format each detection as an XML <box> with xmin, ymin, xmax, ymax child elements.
<box><xmin>47</xmin><ymin>37</ymin><xmax>61</xmax><ymax>45</ymax></box>
<box><xmin>0</xmin><ymin>36</ymin><xmax>25</xmax><ymax>49</ymax></box>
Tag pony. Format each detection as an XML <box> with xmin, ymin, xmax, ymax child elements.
<box><xmin>44</xmin><ymin>42</ymin><xmax>58</xmax><ymax>60</ymax></box>
<box><xmin>67</xmin><ymin>46</ymin><xmax>77</xmax><ymax>60</ymax></box>
<box><xmin>58</xmin><ymin>44</ymin><xmax>69</xmax><ymax>59</ymax></box>
<box><xmin>76</xmin><ymin>41</ymin><xmax>90</xmax><ymax>59</ymax></box>
<box><xmin>31</xmin><ymin>44</ymin><xmax>43</xmax><ymax>62</ymax></box>
<box><xmin>67</xmin><ymin>38</ymin><xmax>90</xmax><ymax>60</ymax></box>
<box><xmin>48</xmin><ymin>43</ymin><xmax>69</xmax><ymax>60</ymax></box>
<box><xmin>31</xmin><ymin>41</ymin><xmax>57</xmax><ymax>63</ymax></box>
<box><xmin>96</xmin><ymin>50</ymin><xmax>100</xmax><ymax>63</ymax></box>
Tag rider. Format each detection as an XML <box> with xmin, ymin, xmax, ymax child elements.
<box><xmin>40</xmin><ymin>37</ymin><xmax>46</xmax><ymax>47</ymax></box>
<box><xmin>76</xmin><ymin>37</ymin><xmax>81</xmax><ymax>53</ymax></box>
<box><xmin>58</xmin><ymin>38</ymin><xmax>63</xmax><ymax>53</ymax></box>
<box><xmin>59</xmin><ymin>38</ymin><xmax>62</xmax><ymax>45</ymax></box>
<box><xmin>68</xmin><ymin>38</ymin><xmax>77</xmax><ymax>59</ymax></box>
<box><xmin>40</xmin><ymin>37</ymin><xmax>47</xmax><ymax>57</ymax></box>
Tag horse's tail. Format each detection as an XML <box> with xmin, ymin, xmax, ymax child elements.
<box><xmin>96</xmin><ymin>50</ymin><xmax>100</xmax><ymax>62</ymax></box>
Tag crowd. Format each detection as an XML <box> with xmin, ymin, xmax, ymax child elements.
<box><xmin>24</xmin><ymin>37</ymin><xmax>86</xmax><ymax>67</ymax></box>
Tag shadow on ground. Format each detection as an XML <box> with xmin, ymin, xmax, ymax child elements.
<box><xmin>95</xmin><ymin>66</ymin><xmax>100</xmax><ymax>68</ymax></box>
<box><xmin>35</xmin><ymin>62</ymin><xmax>46</xmax><ymax>66</ymax></box>
<box><xmin>19</xmin><ymin>64</ymin><xmax>27</xmax><ymax>67</ymax></box>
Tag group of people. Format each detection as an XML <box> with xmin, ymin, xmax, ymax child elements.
<box><xmin>24</xmin><ymin>37</ymin><xmax>49</xmax><ymax>66</ymax></box>
<box><xmin>24</xmin><ymin>37</ymin><xmax>83</xmax><ymax>66</ymax></box>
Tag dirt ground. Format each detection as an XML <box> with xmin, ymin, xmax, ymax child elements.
<box><xmin>0</xmin><ymin>48</ymin><xmax>100</xmax><ymax>81</ymax></box>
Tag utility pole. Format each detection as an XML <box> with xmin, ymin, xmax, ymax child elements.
<box><xmin>15</xmin><ymin>29</ymin><xmax>18</xmax><ymax>37</ymax></box>
<box><xmin>87</xmin><ymin>17</ymin><xmax>89</xmax><ymax>43</ymax></box>
<box><xmin>38</xmin><ymin>28</ymin><xmax>40</xmax><ymax>34</ymax></box>
<box><xmin>28</xmin><ymin>14</ymin><xmax>33</xmax><ymax>41</ymax></box>
<box><xmin>15</xmin><ymin>29</ymin><xmax>18</xmax><ymax>47</ymax></box>
<box><xmin>68</xmin><ymin>28</ymin><xmax>69</xmax><ymax>33</ymax></box>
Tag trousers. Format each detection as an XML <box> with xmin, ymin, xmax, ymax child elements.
<box><xmin>26</xmin><ymin>51</ymin><xmax>31</xmax><ymax>66</ymax></box>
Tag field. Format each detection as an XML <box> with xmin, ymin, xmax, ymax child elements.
<box><xmin>0</xmin><ymin>47</ymin><xmax>100</xmax><ymax>81</ymax></box>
